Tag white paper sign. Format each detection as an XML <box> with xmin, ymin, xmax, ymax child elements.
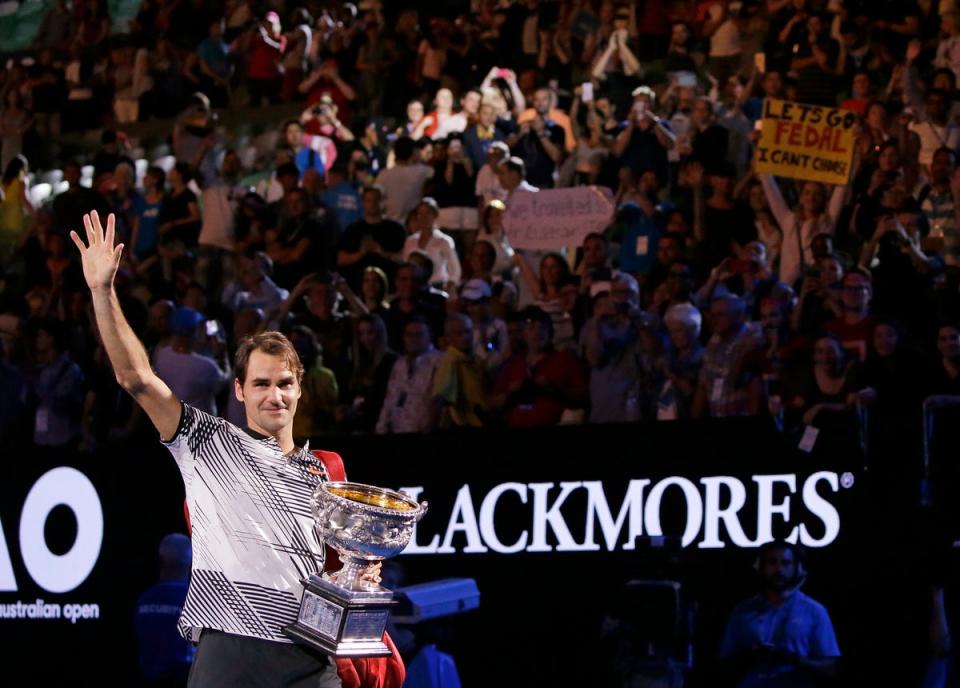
<box><xmin>503</xmin><ymin>186</ymin><xmax>615</xmax><ymax>250</ymax></box>
<box><xmin>798</xmin><ymin>425</ymin><xmax>820</xmax><ymax>453</ymax></box>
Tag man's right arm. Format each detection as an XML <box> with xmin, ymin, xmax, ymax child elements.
<box><xmin>71</xmin><ymin>211</ymin><xmax>182</xmax><ymax>441</ymax></box>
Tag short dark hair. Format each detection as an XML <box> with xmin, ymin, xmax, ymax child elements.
<box><xmin>393</xmin><ymin>137</ymin><xmax>415</xmax><ymax>162</ymax></box>
<box><xmin>499</xmin><ymin>156</ymin><xmax>525</xmax><ymax>177</ymax></box>
<box><xmin>235</xmin><ymin>331</ymin><xmax>304</xmax><ymax>385</ymax></box>
<box><xmin>276</xmin><ymin>162</ymin><xmax>300</xmax><ymax>179</ymax></box>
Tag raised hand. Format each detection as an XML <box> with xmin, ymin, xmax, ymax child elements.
<box><xmin>69</xmin><ymin>211</ymin><xmax>123</xmax><ymax>292</ymax></box>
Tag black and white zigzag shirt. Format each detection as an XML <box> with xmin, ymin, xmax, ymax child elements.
<box><xmin>162</xmin><ymin>403</ymin><xmax>329</xmax><ymax>643</ymax></box>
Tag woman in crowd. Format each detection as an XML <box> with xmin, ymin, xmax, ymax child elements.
<box><xmin>339</xmin><ymin>313</ymin><xmax>397</xmax><ymax>433</ymax></box>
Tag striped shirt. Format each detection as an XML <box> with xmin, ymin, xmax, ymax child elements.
<box><xmin>162</xmin><ymin>404</ymin><xmax>328</xmax><ymax>644</ymax></box>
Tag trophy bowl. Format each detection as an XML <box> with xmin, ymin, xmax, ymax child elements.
<box><xmin>285</xmin><ymin>482</ymin><xmax>427</xmax><ymax>657</ymax></box>
<box><xmin>312</xmin><ymin>481</ymin><xmax>428</xmax><ymax>567</ymax></box>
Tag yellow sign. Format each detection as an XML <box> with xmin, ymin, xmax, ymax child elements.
<box><xmin>756</xmin><ymin>99</ymin><xmax>858</xmax><ymax>185</ymax></box>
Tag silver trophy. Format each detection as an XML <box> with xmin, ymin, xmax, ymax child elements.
<box><xmin>284</xmin><ymin>481</ymin><xmax>428</xmax><ymax>657</ymax></box>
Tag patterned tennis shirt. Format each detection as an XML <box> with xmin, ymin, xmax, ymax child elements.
<box><xmin>162</xmin><ymin>403</ymin><xmax>329</xmax><ymax>643</ymax></box>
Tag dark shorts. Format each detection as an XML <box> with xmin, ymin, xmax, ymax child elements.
<box><xmin>187</xmin><ymin>631</ymin><xmax>341</xmax><ymax>688</ymax></box>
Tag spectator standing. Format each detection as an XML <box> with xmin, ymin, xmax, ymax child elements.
<box><xmin>152</xmin><ymin>307</ymin><xmax>230</xmax><ymax>415</ymax></box>
<box><xmin>375</xmin><ymin>137</ymin><xmax>434</xmax><ymax>223</ymax></box>
<box><xmin>432</xmin><ymin>313</ymin><xmax>487</xmax><ymax>429</ymax></box>
<box><xmin>719</xmin><ymin>541</ymin><xmax>840</xmax><ymax>687</ymax></box>
<box><xmin>376</xmin><ymin>318</ymin><xmax>442</xmax><ymax>434</ymax></box>
<box><xmin>491</xmin><ymin>306</ymin><xmax>587</xmax><ymax>428</ymax></box>
<box><xmin>134</xmin><ymin>533</ymin><xmax>196</xmax><ymax>686</ymax></box>
<box><xmin>31</xmin><ymin>318</ymin><xmax>85</xmax><ymax>450</ymax></box>
<box><xmin>693</xmin><ymin>295</ymin><xmax>758</xmax><ymax>418</ymax></box>
<box><xmin>340</xmin><ymin>313</ymin><xmax>396</xmax><ymax>433</ymax></box>
<box><xmin>402</xmin><ymin>198</ymin><xmax>462</xmax><ymax>292</ymax></box>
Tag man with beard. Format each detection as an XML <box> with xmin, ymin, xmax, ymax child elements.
<box><xmin>719</xmin><ymin>540</ymin><xmax>840</xmax><ymax>687</ymax></box>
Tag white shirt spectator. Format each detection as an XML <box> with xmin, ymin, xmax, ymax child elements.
<box><xmin>476</xmin><ymin>164</ymin><xmax>507</xmax><ymax>206</ymax></box>
<box><xmin>375</xmin><ymin>163</ymin><xmax>435</xmax><ymax>223</ymax></box>
<box><xmin>909</xmin><ymin>119</ymin><xmax>960</xmax><ymax>167</ymax></box>
<box><xmin>433</xmin><ymin>112</ymin><xmax>469</xmax><ymax>140</ymax></box>
<box><xmin>707</xmin><ymin>3</ymin><xmax>741</xmax><ymax>58</ymax></box>
<box><xmin>376</xmin><ymin>350</ymin><xmax>443</xmax><ymax>433</ymax></box>
<box><xmin>153</xmin><ymin>346</ymin><xmax>230</xmax><ymax>415</ymax></box>
<box><xmin>222</xmin><ymin>276</ymin><xmax>289</xmax><ymax>312</ymax></box>
<box><xmin>403</xmin><ymin>229</ymin><xmax>462</xmax><ymax>286</ymax></box>
<box><xmin>935</xmin><ymin>34</ymin><xmax>960</xmax><ymax>83</ymax></box>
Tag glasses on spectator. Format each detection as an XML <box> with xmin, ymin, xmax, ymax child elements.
<box><xmin>842</xmin><ymin>284</ymin><xmax>869</xmax><ymax>292</ymax></box>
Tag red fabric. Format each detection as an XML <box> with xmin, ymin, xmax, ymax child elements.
<box><xmin>493</xmin><ymin>351</ymin><xmax>588</xmax><ymax>428</ymax></box>
<box><xmin>311</xmin><ymin>450</ymin><xmax>406</xmax><ymax>688</ymax></box>
<box><xmin>334</xmin><ymin>631</ymin><xmax>406</xmax><ymax>688</ymax></box>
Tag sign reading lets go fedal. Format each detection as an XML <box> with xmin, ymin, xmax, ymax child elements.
<box><xmin>756</xmin><ymin>99</ymin><xmax>858</xmax><ymax>185</ymax></box>
<box><xmin>503</xmin><ymin>186</ymin><xmax>615</xmax><ymax>250</ymax></box>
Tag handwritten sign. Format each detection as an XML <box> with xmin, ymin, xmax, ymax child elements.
<box><xmin>756</xmin><ymin>99</ymin><xmax>857</xmax><ymax>185</ymax></box>
<box><xmin>503</xmin><ymin>186</ymin><xmax>615</xmax><ymax>250</ymax></box>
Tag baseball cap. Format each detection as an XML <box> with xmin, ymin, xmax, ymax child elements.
<box><xmin>461</xmin><ymin>279</ymin><xmax>492</xmax><ymax>301</ymax></box>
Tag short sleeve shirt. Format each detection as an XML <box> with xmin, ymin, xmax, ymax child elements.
<box><xmin>162</xmin><ymin>404</ymin><xmax>329</xmax><ymax>643</ymax></box>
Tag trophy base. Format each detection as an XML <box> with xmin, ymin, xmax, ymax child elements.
<box><xmin>284</xmin><ymin>575</ymin><xmax>394</xmax><ymax>658</ymax></box>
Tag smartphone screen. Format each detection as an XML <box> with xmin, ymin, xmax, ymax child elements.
<box><xmin>581</xmin><ymin>82</ymin><xmax>594</xmax><ymax>103</ymax></box>
<box><xmin>205</xmin><ymin>320</ymin><xmax>218</xmax><ymax>337</ymax></box>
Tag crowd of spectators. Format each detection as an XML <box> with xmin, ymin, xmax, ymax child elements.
<box><xmin>3</xmin><ymin>1</ymin><xmax>960</xmax><ymax>685</ymax></box>
<box><xmin>0</xmin><ymin>0</ymin><xmax>958</xmax><ymax>461</ymax></box>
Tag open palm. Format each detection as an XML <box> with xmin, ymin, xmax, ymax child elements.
<box><xmin>69</xmin><ymin>211</ymin><xmax>124</xmax><ymax>291</ymax></box>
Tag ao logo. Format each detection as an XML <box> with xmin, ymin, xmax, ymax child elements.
<box><xmin>0</xmin><ymin>467</ymin><xmax>104</xmax><ymax>593</ymax></box>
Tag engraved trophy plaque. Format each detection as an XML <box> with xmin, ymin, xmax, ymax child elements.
<box><xmin>284</xmin><ymin>482</ymin><xmax>427</xmax><ymax>657</ymax></box>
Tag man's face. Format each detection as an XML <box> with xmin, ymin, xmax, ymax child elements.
<box><xmin>658</xmin><ymin>238</ymin><xmax>680</xmax><ymax>265</ymax></box>
<box><xmin>395</xmin><ymin>267</ymin><xmax>418</xmax><ymax>299</ymax></box>
<box><xmin>285</xmin><ymin>190</ymin><xmax>308</xmax><ymax>218</ymax></box>
<box><xmin>928</xmin><ymin>93</ymin><xmax>949</xmax><ymax>122</ymax></box>
<box><xmin>852</xmin><ymin>73</ymin><xmax>870</xmax><ymax>98</ymax></box>
<box><xmin>760</xmin><ymin>301</ymin><xmax>783</xmax><ymax>331</ymax></box>
<box><xmin>931</xmin><ymin>150</ymin><xmax>955</xmax><ymax>182</ymax></box>
<box><xmin>357</xmin><ymin>320</ymin><xmax>378</xmax><ymax>351</ymax></box>
<box><xmin>841</xmin><ymin>273</ymin><xmax>871</xmax><ymax>312</ymax></box>
<box><xmin>671</xmin><ymin>23</ymin><xmax>689</xmax><ymax>46</ymax></box>
<box><xmin>306</xmin><ymin>283</ymin><xmax>336</xmax><ymax>317</ymax></box>
<box><xmin>938</xmin><ymin>326</ymin><xmax>960</xmax><ymax>360</ymax></box>
<box><xmin>498</xmin><ymin>165</ymin><xmax>519</xmax><ymax>190</ymax></box>
<box><xmin>436</xmin><ymin>88</ymin><xmax>454</xmax><ymax>110</ymax></box>
<box><xmin>235</xmin><ymin>350</ymin><xmax>301</xmax><ymax>435</ymax></box>
<box><xmin>479</xmin><ymin>104</ymin><xmax>497</xmax><ymax>128</ymax></box>
<box><xmin>414</xmin><ymin>204</ymin><xmax>436</xmax><ymax>232</ymax></box>
<box><xmin>761</xmin><ymin>72</ymin><xmax>782</xmax><ymax>97</ymax></box>
<box><xmin>759</xmin><ymin>547</ymin><xmax>797</xmax><ymax>593</ymax></box>
<box><xmin>404</xmin><ymin>322</ymin><xmax>431</xmax><ymax>356</ymax></box>
<box><xmin>446</xmin><ymin>318</ymin><xmax>473</xmax><ymax>353</ymax></box>
<box><xmin>692</xmin><ymin>99</ymin><xmax>712</xmax><ymax>126</ymax></box>
<box><xmin>522</xmin><ymin>318</ymin><xmax>550</xmax><ymax>351</ymax></box>
<box><xmin>285</xmin><ymin>123</ymin><xmax>304</xmax><ymax>149</ymax></box>
<box><xmin>222</xmin><ymin>151</ymin><xmax>241</xmax><ymax>177</ymax></box>
<box><xmin>709</xmin><ymin>301</ymin><xmax>740</xmax><ymax>337</ymax></box>
<box><xmin>408</xmin><ymin>101</ymin><xmax>424</xmax><ymax>122</ymax></box>
<box><xmin>583</xmin><ymin>238</ymin><xmax>606</xmax><ymax>269</ymax></box>
<box><xmin>533</xmin><ymin>89</ymin><xmax>551</xmax><ymax>116</ymax></box>
<box><xmin>362</xmin><ymin>189</ymin><xmax>382</xmax><ymax>216</ymax></box>
<box><xmin>666</xmin><ymin>320</ymin><xmax>691</xmax><ymax>350</ymax></box>
<box><xmin>462</xmin><ymin>91</ymin><xmax>481</xmax><ymax>116</ymax></box>
<box><xmin>820</xmin><ymin>257</ymin><xmax>843</xmax><ymax>284</ymax></box>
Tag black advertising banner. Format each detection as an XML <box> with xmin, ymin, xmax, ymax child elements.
<box><xmin>0</xmin><ymin>419</ymin><xmax>869</xmax><ymax>684</ymax></box>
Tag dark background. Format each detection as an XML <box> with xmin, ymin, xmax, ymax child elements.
<box><xmin>0</xmin><ymin>418</ymin><xmax>951</xmax><ymax>686</ymax></box>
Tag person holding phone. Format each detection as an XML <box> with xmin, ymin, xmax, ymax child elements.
<box><xmin>613</xmin><ymin>86</ymin><xmax>675</xmax><ymax>183</ymax></box>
